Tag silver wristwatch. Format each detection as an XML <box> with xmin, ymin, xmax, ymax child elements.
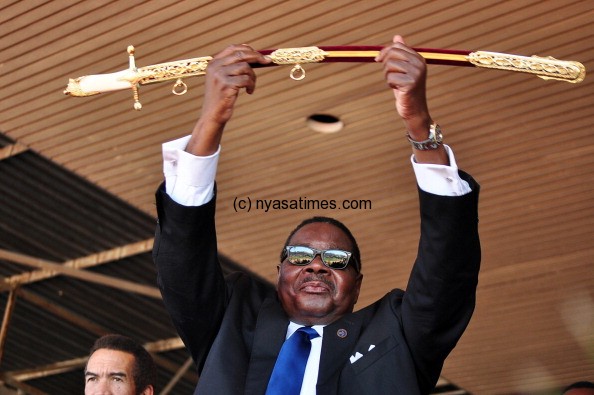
<box><xmin>407</xmin><ymin>123</ymin><xmax>443</xmax><ymax>150</ymax></box>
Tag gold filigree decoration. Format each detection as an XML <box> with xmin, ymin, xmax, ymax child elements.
<box><xmin>136</xmin><ymin>56</ymin><xmax>214</xmax><ymax>85</ymax></box>
<box><xmin>268</xmin><ymin>47</ymin><xmax>328</xmax><ymax>64</ymax></box>
<box><xmin>469</xmin><ymin>51</ymin><xmax>586</xmax><ymax>83</ymax></box>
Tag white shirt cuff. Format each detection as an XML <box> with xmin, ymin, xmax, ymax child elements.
<box><xmin>162</xmin><ymin>135</ymin><xmax>219</xmax><ymax>206</ymax></box>
<box><xmin>411</xmin><ymin>145</ymin><xmax>471</xmax><ymax>196</ymax></box>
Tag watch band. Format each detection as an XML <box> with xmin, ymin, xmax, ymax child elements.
<box><xmin>406</xmin><ymin>122</ymin><xmax>443</xmax><ymax>150</ymax></box>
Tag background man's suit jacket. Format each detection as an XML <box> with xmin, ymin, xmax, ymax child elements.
<box><xmin>153</xmin><ymin>172</ymin><xmax>480</xmax><ymax>395</ymax></box>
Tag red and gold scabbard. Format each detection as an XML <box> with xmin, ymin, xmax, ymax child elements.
<box><xmin>64</xmin><ymin>45</ymin><xmax>586</xmax><ymax>110</ymax></box>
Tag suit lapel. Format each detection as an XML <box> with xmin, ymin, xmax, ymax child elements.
<box><xmin>244</xmin><ymin>297</ymin><xmax>289</xmax><ymax>395</ymax></box>
<box><xmin>317</xmin><ymin>314</ymin><xmax>363</xmax><ymax>387</ymax></box>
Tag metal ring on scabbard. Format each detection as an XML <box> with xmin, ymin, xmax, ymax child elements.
<box><xmin>290</xmin><ymin>65</ymin><xmax>306</xmax><ymax>80</ymax></box>
<box><xmin>172</xmin><ymin>79</ymin><xmax>188</xmax><ymax>95</ymax></box>
<box><xmin>268</xmin><ymin>47</ymin><xmax>328</xmax><ymax>81</ymax></box>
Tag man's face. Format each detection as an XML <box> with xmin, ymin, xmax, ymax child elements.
<box><xmin>85</xmin><ymin>349</ymin><xmax>149</xmax><ymax>395</ymax></box>
<box><xmin>277</xmin><ymin>222</ymin><xmax>363</xmax><ymax>326</ymax></box>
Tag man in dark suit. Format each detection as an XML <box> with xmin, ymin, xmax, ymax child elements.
<box><xmin>153</xmin><ymin>35</ymin><xmax>480</xmax><ymax>394</ymax></box>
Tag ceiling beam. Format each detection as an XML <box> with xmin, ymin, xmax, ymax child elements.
<box><xmin>0</xmin><ymin>238</ymin><xmax>153</xmax><ymax>289</ymax></box>
<box><xmin>0</xmin><ymin>247</ymin><xmax>160</xmax><ymax>299</ymax></box>
<box><xmin>1</xmin><ymin>356</ymin><xmax>88</xmax><ymax>382</ymax></box>
<box><xmin>0</xmin><ymin>238</ymin><xmax>154</xmax><ymax>290</ymax></box>
<box><xmin>142</xmin><ymin>337</ymin><xmax>185</xmax><ymax>353</ymax></box>
<box><xmin>0</xmin><ymin>376</ymin><xmax>47</xmax><ymax>395</ymax></box>
<box><xmin>0</xmin><ymin>289</ymin><xmax>17</xmax><ymax>366</ymax></box>
<box><xmin>17</xmin><ymin>289</ymin><xmax>108</xmax><ymax>337</ymax></box>
<box><xmin>159</xmin><ymin>357</ymin><xmax>194</xmax><ymax>395</ymax></box>
<box><xmin>0</xmin><ymin>143</ymin><xmax>28</xmax><ymax>161</ymax></box>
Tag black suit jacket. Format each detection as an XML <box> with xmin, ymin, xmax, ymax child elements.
<box><xmin>153</xmin><ymin>172</ymin><xmax>480</xmax><ymax>395</ymax></box>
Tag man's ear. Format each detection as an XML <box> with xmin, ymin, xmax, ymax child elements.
<box><xmin>140</xmin><ymin>385</ymin><xmax>154</xmax><ymax>395</ymax></box>
<box><xmin>276</xmin><ymin>265</ymin><xmax>281</xmax><ymax>287</ymax></box>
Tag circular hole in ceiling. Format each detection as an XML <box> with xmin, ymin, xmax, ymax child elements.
<box><xmin>306</xmin><ymin>113</ymin><xmax>344</xmax><ymax>133</ymax></box>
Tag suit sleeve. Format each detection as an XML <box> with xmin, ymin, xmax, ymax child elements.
<box><xmin>402</xmin><ymin>170</ymin><xmax>481</xmax><ymax>392</ymax></box>
<box><xmin>152</xmin><ymin>183</ymin><xmax>226</xmax><ymax>370</ymax></box>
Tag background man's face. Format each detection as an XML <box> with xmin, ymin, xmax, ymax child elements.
<box><xmin>85</xmin><ymin>349</ymin><xmax>137</xmax><ymax>395</ymax></box>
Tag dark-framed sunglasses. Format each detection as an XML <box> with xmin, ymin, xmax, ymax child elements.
<box><xmin>281</xmin><ymin>245</ymin><xmax>359</xmax><ymax>271</ymax></box>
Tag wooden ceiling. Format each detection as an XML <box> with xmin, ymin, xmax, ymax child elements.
<box><xmin>2</xmin><ymin>0</ymin><xmax>594</xmax><ymax>393</ymax></box>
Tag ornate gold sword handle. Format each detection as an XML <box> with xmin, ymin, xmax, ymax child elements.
<box><xmin>64</xmin><ymin>46</ymin><xmax>214</xmax><ymax>110</ymax></box>
<box><xmin>63</xmin><ymin>46</ymin><xmax>330</xmax><ymax>109</ymax></box>
<box><xmin>468</xmin><ymin>51</ymin><xmax>586</xmax><ymax>83</ymax></box>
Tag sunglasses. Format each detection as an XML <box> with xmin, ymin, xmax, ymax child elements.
<box><xmin>282</xmin><ymin>245</ymin><xmax>359</xmax><ymax>271</ymax></box>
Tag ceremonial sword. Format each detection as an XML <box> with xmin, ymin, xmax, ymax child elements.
<box><xmin>63</xmin><ymin>45</ymin><xmax>586</xmax><ymax>110</ymax></box>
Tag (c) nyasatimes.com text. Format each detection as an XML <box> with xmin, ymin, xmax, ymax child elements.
<box><xmin>233</xmin><ymin>196</ymin><xmax>372</xmax><ymax>213</ymax></box>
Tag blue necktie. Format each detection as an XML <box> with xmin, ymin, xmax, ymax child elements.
<box><xmin>265</xmin><ymin>326</ymin><xmax>320</xmax><ymax>395</ymax></box>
